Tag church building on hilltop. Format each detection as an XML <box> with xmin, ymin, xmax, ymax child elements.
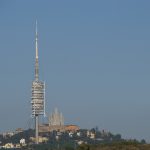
<box><xmin>49</xmin><ymin>108</ymin><xmax>64</xmax><ymax>126</ymax></box>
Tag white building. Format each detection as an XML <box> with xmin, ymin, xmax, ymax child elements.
<box><xmin>77</xmin><ymin>132</ymin><xmax>81</xmax><ymax>137</ymax></box>
<box><xmin>20</xmin><ymin>138</ymin><xmax>25</xmax><ymax>144</ymax></box>
<box><xmin>2</xmin><ymin>143</ymin><xmax>14</xmax><ymax>149</ymax></box>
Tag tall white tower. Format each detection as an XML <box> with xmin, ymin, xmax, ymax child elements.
<box><xmin>31</xmin><ymin>21</ymin><xmax>45</xmax><ymax>144</ymax></box>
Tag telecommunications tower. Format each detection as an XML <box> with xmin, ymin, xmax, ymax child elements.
<box><xmin>31</xmin><ymin>21</ymin><xmax>45</xmax><ymax>144</ymax></box>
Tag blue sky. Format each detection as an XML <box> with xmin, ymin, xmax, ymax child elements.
<box><xmin>0</xmin><ymin>0</ymin><xmax>150</xmax><ymax>141</ymax></box>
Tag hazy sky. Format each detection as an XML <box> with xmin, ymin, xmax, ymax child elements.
<box><xmin>0</xmin><ymin>0</ymin><xmax>150</xmax><ymax>141</ymax></box>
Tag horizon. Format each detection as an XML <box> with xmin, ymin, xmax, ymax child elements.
<box><xmin>0</xmin><ymin>0</ymin><xmax>150</xmax><ymax>142</ymax></box>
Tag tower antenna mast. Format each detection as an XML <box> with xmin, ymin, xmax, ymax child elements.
<box><xmin>35</xmin><ymin>20</ymin><xmax>39</xmax><ymax>81</ymax></box>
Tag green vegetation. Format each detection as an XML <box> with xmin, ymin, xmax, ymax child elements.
<box><xmin>0</xmin><ymin>128</ymin><xmax>148</xmax><ymax>150</ymax></box>
<box><xmin>78</xmin><ymin>142</ymin><xmax>150</xmax><ymax>150</ymax></box>
<box><xmin>21</xmin><ymin>142</ymin><xmax>150</xmax><ymax>150</ymax></box>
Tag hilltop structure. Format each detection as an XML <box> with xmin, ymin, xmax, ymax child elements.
<box><xmin>30</xmin><ymin>23</ymin><xmax>78</xmax><ymax>139</ymax></box>
<box><xmin>49</xmin><ymin>108</ymin><xmax>64</xmax><ymax>126</ymax></box>
<box><xmin>39</xmin><ymin>108</ymin><xmax>79</xmax><ymax>133</ymax></box>
<box><xmin>31</xmin><ymin>22</ymin><xmax>45</xmax><ymax>144</ymax></box>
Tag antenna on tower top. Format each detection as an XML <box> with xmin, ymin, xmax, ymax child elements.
<box><xmin>35</xmin><ymin>20</ymin><xmax>38</xmax><ymax>59</ymax></box>
<box><xmin>35</xmin><ymin>20</ymin><xmax>39</xmax><ymax>81</ymax></box>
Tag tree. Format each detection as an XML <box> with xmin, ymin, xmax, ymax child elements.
<box><xmin>141</xmin><ymin>139</ymin><xmax>146</xmax><ymax>144</ymax></box>
<box><xmin>77</xmin><ymin>144</ymin><xmax>90</xmax><ymax>150</ymax></box>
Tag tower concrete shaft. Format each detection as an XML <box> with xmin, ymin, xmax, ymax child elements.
<box><xmin>35</xmin><ymin>115</ymin><xmax>39</xmax><ymax>144</ymax></box>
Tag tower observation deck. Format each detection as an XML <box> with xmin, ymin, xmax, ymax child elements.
<box><xmin>31</xmin><ymin>21</ymin><xmax>45</xmax><ymax>144</ymax></box>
